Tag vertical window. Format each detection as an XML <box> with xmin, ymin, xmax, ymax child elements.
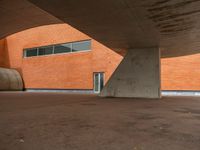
<box><xmin>72</xmin><ymin>40</ymin><xmax>91</xmax><ymax>52</ymax></box>
<box><xmin>54</xmin><ymin>43</ymin><xmax>72</xmax><ymax>54</ymax></box>
<box><xmin>94</xmin><ymin>72</ymin><xmax>104</xmax><ymax>93</ymax></box>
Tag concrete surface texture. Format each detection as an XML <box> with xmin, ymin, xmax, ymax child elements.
<box><xmin>0</xmin><ymin>0</ymin><xmax>62</xmax><ymax>39</ymax></box>
<box><xmin>0</xmin><ymin>68</ymin><xmax>23</xmax><ymax>91</ymax></box>
<box><xmin>26</xmin><ymin>0</ymin><xmax>200</xmax><ymax>57</ymax></box>
<box><xmin>0</xmin><ymin>92</ymin><xmax>200</xmax><ymax>150</ymax></box>
<box><xmin>0</xmin><ymin>0</ymin><xmax>200</xmax><ymax>57</ymax></box>
<box><xmin>101</xmin><ymin>48</ymin><xmax>160</xmax><ymax>98</ymax></box>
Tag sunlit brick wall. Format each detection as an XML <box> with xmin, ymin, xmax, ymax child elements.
<box><xmin>4</xmin><ymin>24</ymin><xmax>122</xmax><ymax>89</ymax></box>
<box><xmin>161</xmin><ymin>54</ymin><xmax>200</xmax><ymax>90</ymax></box>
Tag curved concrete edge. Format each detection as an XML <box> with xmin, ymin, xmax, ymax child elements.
<box><xmin>0</xmin><ymin>67</ymin><xmax>23</xmax><ymax>91</ymax></box>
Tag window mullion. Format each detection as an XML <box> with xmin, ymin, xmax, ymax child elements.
<box><xmin>70</xmin><ymin>43</ymin><xmax>72</xmax><ymax>53</ymax></box>
<box><xmin>52</xmin><ymin>46</ymin><xmax>55</xmax><ymax>54</ymax></box>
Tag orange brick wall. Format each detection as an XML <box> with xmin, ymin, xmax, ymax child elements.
<box><xmin>4</xmin><ymin>24</ymin><xmax>123</xmax><ymax>89</ymax></box>
<box><xmin>0</xmin><ymin>39</ymin><xmax>4</xmax><ymax>66</ymax></box>
<box><xmin>1</xmin><ymin>23</ymin><xmax>200</xmax><ymax>91</ymax></box>
<box><xmin>0</xmin><ymin>39</ymin><xmax>9</xmax><ymax>67</ymax></box>
<box><xmin>161</xmin><ymin>54</ymin><xmax>200</xmax><ymax>90</ymax></box>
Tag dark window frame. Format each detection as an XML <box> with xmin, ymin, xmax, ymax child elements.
<box><xmin>23</xmin><ymin>40</ymin><xmax>92</xmax><ymax>58</ymax></box>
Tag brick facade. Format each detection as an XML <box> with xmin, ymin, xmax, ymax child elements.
<box><xmin>161</xmin><ymin>54</ymin><xmax>200</xmax><ymax>90</ymax></box>
<box><xmin>0</xmin><ymin>24</ymin><xmax>122</xmax><ymax>90</ymax></box>
<box><xmin>0</xmin><ymin>24</ymin><xmax>199</xmax><ymax>91</ymax></box>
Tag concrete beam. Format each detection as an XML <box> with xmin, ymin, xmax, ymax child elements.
<box><xmin>29</xmin><ymin>0</ymin><xmax>200</xmax><ymax>57</ymax></box>
<box><xmin>100</xmin><ymin>48</ymin><xmax>161</xmax><ymax>98</ymax></box>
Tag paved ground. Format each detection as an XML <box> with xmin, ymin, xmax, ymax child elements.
<box><xmin>0</xmin><ymin>92</ymin><xmax>200</xmax><ymax>150</ymax></box>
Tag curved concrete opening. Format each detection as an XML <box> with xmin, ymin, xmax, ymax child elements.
<box><xmin>0</xmin><ymin>68</ymin><xmax>23</xmax><ymax>91</ymax></box>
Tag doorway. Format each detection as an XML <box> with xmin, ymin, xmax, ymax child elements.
<box><xmin>94</xmin><ymin>72</ymin><xmax>104</xmax><ymax>93</ymax></box>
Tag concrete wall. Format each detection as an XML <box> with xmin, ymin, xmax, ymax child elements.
<box><xmin>0</xmin><ymin>67</ymin><xmax>23</xmax><ymax>91</ymax></box>
<box><xmin>4</xmin><ymin>24</ymin><xmax>122</xmax><ymax>90</ymax></box>
<box><xmin>100</xmin><ymin>48</ymin><xmax>161</xmax><ymax>98</ymax></box>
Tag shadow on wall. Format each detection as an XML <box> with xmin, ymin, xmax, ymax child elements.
<box><xmin>0</xmin><ymin>38</ymin><xmax>10</xmax><ymax>68</ymax></box>
<box><xmin>0</xmin><ymin>39</ymin><xmax>24</xmax><ymax>91</ymax></box>
<box><xmin>5</xmin><ymin>38</ymin><xmax>25</xmax><ymax>87</ymax></box>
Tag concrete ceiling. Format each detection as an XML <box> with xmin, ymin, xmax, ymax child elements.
<box><xmin>1</xmin><ymin>0</ymin><xmax>200</xmax><ymax>57</ymax></box>
<box><xmin>0</xmin><ymin>0</ymin><xmax>62</xmax><ymax>39</ymax></box>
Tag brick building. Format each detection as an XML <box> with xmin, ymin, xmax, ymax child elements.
<box><xmin>0</xmin><ymin>23</ymin><xmax>200</xmax><ymax>92</ymax></box>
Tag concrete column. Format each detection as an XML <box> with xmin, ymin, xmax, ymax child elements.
<box><xmin>100</xmin><ymin>48</ymin><xmax>161</xmax><ymax>98</ymax></box>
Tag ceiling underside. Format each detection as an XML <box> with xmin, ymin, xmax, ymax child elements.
<box><xmin>0</xmin><ymin>0</ymin><xmax>62</xmax><ymax>39</ymax></box>
<box><xmin>1</xmin><ymin>0</ymin><xmax>200</xmax><ymax>57</ymax></box>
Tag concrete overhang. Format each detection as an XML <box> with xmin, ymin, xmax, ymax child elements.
<box><xmin>0</xmin><ymin>0</ymin><xmax>62</xmax><ymax>39</ymax></box>
<box><xmin>1</xmin><ymin>0</ymin><xmax>200</xmax><ymax>58</ymax></box>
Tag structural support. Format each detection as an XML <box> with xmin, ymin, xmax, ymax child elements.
<box><xmin>100</xmin><ymin>48</ymin><xmax>161</xmax><ymax>98</ymax></box>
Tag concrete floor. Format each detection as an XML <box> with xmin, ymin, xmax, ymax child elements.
<box><xmin>0</xmin><ymin>92</ymin><xmax>200</xmax><ymax>150</ymax></box>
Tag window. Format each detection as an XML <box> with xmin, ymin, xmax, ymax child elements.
<box><xmin>72</xmin><ymin>40</ymin><xmax>91</xmax><ymax>52</ymax></box>
<box><xmin>38</xmin><ymin>46</ymin><xmax>53</xmax><ymax>56</ymax></box>
<box><xmin>25</xmin><ymin>48</ymin><xmax>38</xmax><ymax>57</ymax></box>
<box><xmin>24</xmin><ymin>40</ymin><xmax>91</xmax><ymax>58</ymax></box>
<box><xmin>54</xmin><ymin>43</ymin><xmax>71</xmax><ymax>54</ymax></box>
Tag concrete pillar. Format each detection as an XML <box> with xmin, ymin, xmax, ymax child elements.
<box><xmin>0</xmin><ymin>67</ymin><xmax>23</xmax><ymax>91</ymax></box>
<box><xmin>100</xmin><ymin>48</ymin><xmax>161</xmax><ymax>98</ymax></box>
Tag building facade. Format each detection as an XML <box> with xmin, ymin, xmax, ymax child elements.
<box><xmin>0</xmin><ymin>24</ymin><xmax>123</xmax><ymax>92</ymax></box>
<box><xmin>0</xmin><ymin>23</ymin><xmax>200</xmax><ymax>92</ymax></box>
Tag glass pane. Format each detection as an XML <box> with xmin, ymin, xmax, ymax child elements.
<box><xmin>94</xmin><ymin>74</ymin><xmax>99</xmax><ymax>92</ymax></box>
<box><xmin>72</xmin><ymin>40</ymin><xmax>91</xmax><ymax>52</ymax></box>
<box><xmin>38</xmin><ymin>46</ymin><xmax>53</xmax><ymax>56</ymax></box>
<box><xmin>25</xmin><ymin>48</ymin><xmax>38</xmax><ymax>57</ymax></box>
<box><xmin>100</xmin><ymin>73</ymin><xmax>104</xmax><ymax>91</ymax></box>
<box><xmin>54</xmin><ymin>43</ymin><xmax>71</xmax><ymax>54</ymax></box>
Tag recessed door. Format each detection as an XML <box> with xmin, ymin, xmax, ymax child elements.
<box><xmin>94</xmin><ymin>72</ymin><xmax>104</xmax><ymax>93</ymax></box>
